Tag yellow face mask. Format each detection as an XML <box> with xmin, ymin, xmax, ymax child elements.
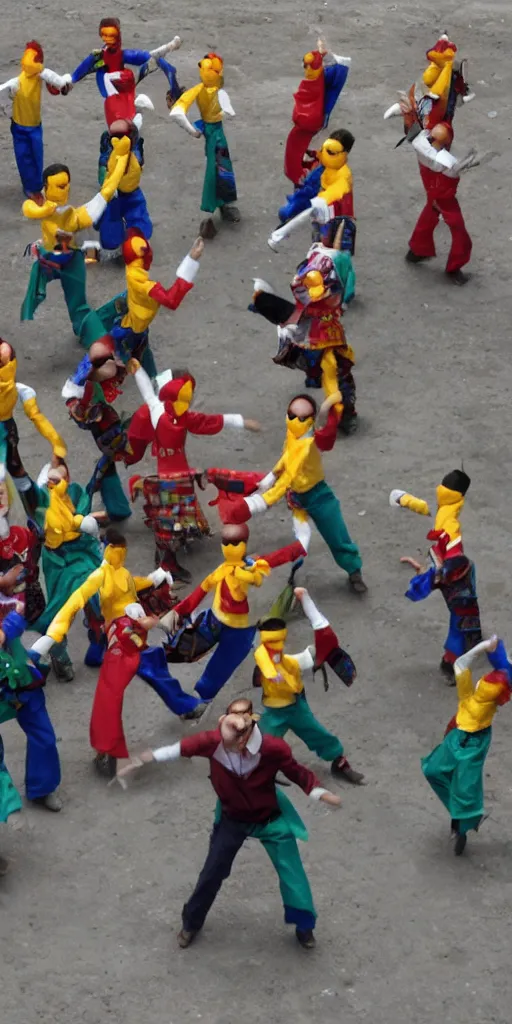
<box><xmin>286</xmin><ymin>414</ymin><xmax>314</xmax><ymax>439</ymax></box>
<box><xmin>0</xmin><ymin>358</ymin><xmax>16</xmax><ymax>384</ymax></box>
<box><xmin>21</xmin><ymin>47</ymin><xmax>44</xmax><ymax>76</ymax></box>
<box><xmin>302</xmin><ymin>269</ymin><xmax>326</xmax><ymax>302</ymax></box>
<box><xmin>320</xmin><ymin>138</ymin><xmax>347</xmax><ymax>170</ymax></box>
<box><xmin>172</xmin><ymin>380</ymin><xmax>194</xmax><ymax>418</ymax></box>
<box><xmin>48</xmin><ymin>477</ymin><xmax>68</xmax><ymax>495</ymax></box>
<box><xmin>103</xmin><ymin>544</ymin><xmax>126</xmax><ymax>569</ymax></box>
<box><xmin>303</xmin><ymin>52</ymin><xmax>323</xmax><ymax>81</ymax></box>
<box><xmin>100</xmin><ymin>27</ymin><xmax>120</xmax><ymax>47</ymax></box>
<box><xmin>221</xmin><ymin>541</ymin><xmax>247</xmax><ymax>564</ymax></box>
<box><xmin>259</xmin><ymin>628</ymin><xmax>288</xmax><ymax>649</ymax></box>
<box><xmin>199</xmin><ymin>55</ymin><xmax>223</xmax><ymax>88</ymax></box>
<box><xmin>45</xmin><ymin>170</ymin><xmax>71</xmax><ymax>206</ymax></box>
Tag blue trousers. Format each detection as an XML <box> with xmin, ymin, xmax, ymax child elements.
<box><xmin>99</xmin><ymin>187</ymin><xmax>153</xmax><ymax>251</ymax></box>
<box><xmin>195</xmin><ymin>623</ymin><xmax>256</xmax><ymax>701</ymax></box>
<box><xmin>11</xmin><ymin>120</ymin><xmax>43</xmax><ymax>195</ymax></box>
<box><xmin>110</xmin><ymin>323</ymin><xmax>157</xmax><ymax>379</ymax></box>
<box><xmin>138</xmin><ymin>646</ymin><xmax>202</xmax><ymax>716</ymax></box>
<box><xmin>16</xmin><ymin>688</ymin><xmax>61</xmax><ymax>799</ymax></box>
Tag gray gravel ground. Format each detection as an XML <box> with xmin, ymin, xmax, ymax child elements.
<box><xmin>0</xmin><ymin>2</ymin><xmax>511</xmax><ymax>1022</ymax></box>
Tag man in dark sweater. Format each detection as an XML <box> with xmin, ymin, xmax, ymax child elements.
<box><xmin>116</xmin><ymin>698</ymin><xmax>341</xmax><ymax>949</ymax></box>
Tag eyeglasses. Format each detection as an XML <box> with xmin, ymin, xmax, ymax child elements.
<box><xmin>287</xmin><ymin>412</ymin><xmax>312</xmax><ymax>422</ymax></box>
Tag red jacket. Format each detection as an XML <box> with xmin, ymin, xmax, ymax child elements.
<box><xmin>180</xmin><ymin>729</ymin><xmax>322</xmax><ymax>822</ymax></box>
<box><xmin>126</xmin><ymin>409</ymin><xmax>225</xmax><ymax>476</ymax></box>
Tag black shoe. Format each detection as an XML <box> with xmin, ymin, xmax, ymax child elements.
<box><xmin>440</xmin><ymin>659</ymin><xmax>456</xmax><ymax>684</ymax></box>
<box><xmin>405</xmin><ymin>249</ymin><xmax>431</xmax><ymax>264</ymax></box>
<box><xmin>454</xmin><ymin>832</ymin><xmax>467</xmax><ymax>856</ymax></box>
<box><xmin>177</xmin><ymin>928</ymin><xmax>198</xmax><ymax>948</ymax></box>
<box><xmin>94</xmin><ymin>753</ymin><xmax>117</xmax><ymax>779</ymax></box>
<box><xmin>296</xmin><ymin>928</ymin><xmax>316</xmax><ymax>949</ymax></box>
<box><xmin>50</xmin><ymin>654</ymin><xmax>75</xmax><ymax>682</ymax></box>
<box><xmin>446</xmin><ymin>269</ymin><xmax>470</xmax><ymax>286</ymax></box>
<box><xmin>180</xmin><ymin>704</ymin><xmax>208</xmax><ymax>722</ymax></box>
<box><xmin>220</xmin><ymin>204</ymin><xmax>241</xmax><ymax>223</ymax></box>
<box><xmin>331</xmin><ymin>756</ymin><xmax>365</xmax><ymax>785</ymax></box>
<box><xmin>338</xmin><ymin>414</ymin><xmax>358</xmax><ymax>436</ymax></box>
<box><xmin>348</xmin><ymin>570</ymin><xmax>368</xmax><ymax>594</ymax></box>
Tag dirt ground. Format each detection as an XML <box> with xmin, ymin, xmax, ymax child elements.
<box><xmin>0</xmin><ymin>1</ymin><xmax>511</xmax><ymax>1021</ymax></box>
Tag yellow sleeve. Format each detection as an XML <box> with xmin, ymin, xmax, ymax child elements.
<box><xmin>22</xmin><ymin>199</ymin><xmax>57</xmax><ymax>221</ymax></box>
<box><xmin>23</xmin><ymin>396</ymin><xmax>67</xmax><ymax>458</ymax></box>
<box><xmin>399</xmin><ymin>493</ymin><xmax>430</xmax><ymax>516</ymax></box>
<box><xmin>321</xmin><ymin>349</ymin><xmax>343</xmax><ymax>417</ymax></box>
<box><xmin>175</xmin><ymin>82</ymin><xmax>203</xmax><ymax>114</ymax></box>
<box><xmin>454</xmin><ymin>666</ymin><xmax>475</xmax><ymax>701</ymax></box>
<box><xmin>319</xmin><ymin>167</ymin><xmax>352</xmax><ymax>207</ymax></box>
<box><xmin>133</xmin><ymin>575</ymin><xmax>156</xmax><ymax>592</ymax></box>
<box><xmin>262</xmin><ymin>447</ymin><xmax>310</xmax><ymax>507</ymax></box>
<box><xmin>71</xmin><ymin>515</ymin><xmax>84</xmax><ymax>529</ymax></box>
<box><xmin>47</xmin><ymin>568</ymin><xmax>104</xmax><ymax>644</ymax></box>
<box><xmin>72</xmin><ymin>206</ymin><xmax>94</xmax><ymax>232</ymax></box>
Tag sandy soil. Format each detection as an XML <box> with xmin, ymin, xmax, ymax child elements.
<box><xmin>0</xmin><ymin>2</ymin><xmax>511</xmax><ymax>1022</ymax></box>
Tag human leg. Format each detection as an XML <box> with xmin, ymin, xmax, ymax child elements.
<box><xmin>421</xmin><ymin>727</ymin><xmax>491</xmax><ymax>834</ymax></box>
<box><xmin>89</xmin><ymin>645</ymin><xmax>140</xmax><ymax>759</ymax></box>
<box><xmin>439</xmin><ymin>196</ymin><xmax>472</xmax><ymax>274</ymax></box>
<box><xmin>100</xmin><ymin>464</ymin><xmax>132</xmax><ymax>521</ymax></box>
<box><xmin>288</xmin><ymin>695</ymin><xmax>344</xmax><ymax>761</ymax></box>
<box><xmin>60</xmin><ymin>252</ymin><xmax>106</xmax><ymax>347</ymax></box>
<box><xmin>408</xmin><ymin>200</ymin><xmax>439</xmax><ymax>259</ymax></box>
<box><xmin>0</xmin><ymin>733</ymin><xmax>23</xmax><ymax>823</ymax></box>
<box><xmin>259</xmin><ymin>705</ymin><xmax>293</xmax><ymax>739</ymax></box>
<box><xmin>10</xmin><ymin>122</ymin><xmax>43</xmax><ymax>195</ymax></box>
<box><xmin>299</xmin><ymin>481</ymin><xmax>363</xmax><ymax>576</ymax></box>
<box><xmin>194</xmin><ymin>625</ymin><xmax>256</xmax><ymax>701</ymax></box>
<box><xmin>258</xmin><ymin>817</ymin><xmax>317</xmax><ymax>936</ymax></box>
<box><xmin>181</xmin><ymin>815</ymin><xmax>249</xmax><ymax>937</ymax></box>
<box><xmin>98</xmin><ymin>194</ymin><xmax>124</xmax><ymax>251</ymax></box>
<box><xmin>137</xmin><ymin>646</ymin><xmax>203</xmax><ymax>717</ymax></box>
<box><xmin>122</xmin><ymin>188</ymin><xmax>153</xmax><ymax>239</ymax></box>
<box><xmin>15</xmin><ymin>688</ymin><xmax>61</xmax><ymax>802</ymax></box>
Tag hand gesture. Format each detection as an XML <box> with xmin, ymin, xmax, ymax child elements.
<box><xmin>189</xmin><ymin>237</ymin><xmax>204</xmax><ymax>260</ymax></box>
<box><xmin>400</xmin><ymin>555</ymin><xmax>425</xmax><ymax>573</ymax></box>
<box><xmin>320</xmin><ymin>791</ymin><xmax>341</xmax><ymax>807</ymax></box>
<box><xmin>243</xmin><ymin>418</ymin><xmax>261</xmax><ymax>432</ymax></box>
<box><xmin>126</xmin><ymin>358</ymin><xmax>141</xmax><ymax>375</ymax></box>
<box><xmin>486</xmin><ymin>634</ymin><xmax>499</xmax><ymax>653</ymax></box>
<box><xmin>115</xmin><ymin>749</ymin><xmax>154</xmax><ymax>780</ymax></box>
<box><xmin>293</xmin><ymin>586</ymin><xmax>307</xmax><ymax>600</ymax></box>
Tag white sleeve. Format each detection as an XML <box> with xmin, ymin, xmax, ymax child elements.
<box><xmin>79</xmin><ymin>514</ymin><xmax>99</xmax><ymax>537</ymax></box>
<box><xmin>83</xmin><ymin>192</ymin><xmax>108</xmax><ymax>225</ymax></box>
<box><xmin>455</xmin><ymin>638</ymin><xmax>495</xmax><ymax>675</ymax></box>
<box><xmin>176</xmin><ymin>254</ymin><xmax>199</xmax><ymax>284</ymax></box>
<box><xmin>309</xmin><ymin>787</ymin><xmax>328</xmax><ymax>801</ymax></box>
<box><xmin>16</xmin><ymin>382</ymin><xmax>36</xmax><ymax>403</ymax></box>
<box><xmin>222</xmin><ymin>414</ymin><xmax>244</xmax><ymax>429</ymax></box>
<box><xmin>293</xmin><ymin>647</ymin><xmax>315</xmax><ymax>672</ymax></box>
<box><xmin>299</xmin><ymin>592</ymin><xmax>329</xmax><ymax>630</ymax></box>
<box><xmin>134</xmin><ymin>366</ymin><xmax>165</xmax><ymax>428</ymax></box>
<box><xmin>325</xmin><ymin>52</ymin><xmax>351</xmax><ymax>67</ymax></box>
<box><xmin>150</xmin><ymin>37</ymin><xmax>181</xmax><ymax>59</ymax></box>
<box><xmin>153</xmin><ymin>742</ymin><xmax>182</xmax><ymax>762</ymax></box>
<box><xmin>40</xmin><ymin>68</ymin><xmax>72</xmax><ymax>89</ymax></box>
<box><xmin>257</xmin><ymin>471</ymin><xmax>277</xmax><ymax>493</ymax></box>
<box><xmin>169</xmin><ymin>105</ymin><xmax>199</xmax><ymax>136</ymax></box>
<box><xmin>412</xmin><ymin>131</ymin><xmax>458</xmax><ymax>174</ymax></box>
<box><xmin>292</xmin><ymin>515</ymin><xmax>312</xmax><ymax>553</ymax></box>
<box><xmin>218</xmin><ymin>88</ymin><xmax>235</xmax><ymax>116</ymax></box>
<box><xmin>245</xmin><ymin>494</ymin><xmax>268</xmax><ymax>516</ymax></box>
<box><xmin>30</xmin><ymin>635</ymin><xmax>55</xmax><ymax>656</ymax></box>
<box><xmin>0</xmin><ymin>77</ymin><xmax>20</xmax><ymax>95</ymax></box>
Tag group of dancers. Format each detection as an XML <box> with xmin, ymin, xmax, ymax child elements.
<box><xmin>0</xmin><ymin>23</ymin><xmax>506</xmax><ymax>951</ymax></box>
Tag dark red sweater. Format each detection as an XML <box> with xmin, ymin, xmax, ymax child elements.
<box><xmin>180</xmin><ymin>730</ymin><xmax>322</xmax><ymax>823</ymax></box>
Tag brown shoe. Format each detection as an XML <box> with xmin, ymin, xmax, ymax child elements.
<box><xmin>220</xmin><ymin>204</ymin><xmax>241</xmax><ymax>223</ymax></box>
<box><xmin>331</xmin><ymin>756</ymin><xmax>365</xmax><ymax>785</ymax></box>
<box><xmin>177</xmin><ymin>928</ymin><xmax>198</xmax><ymax>948</ymax></box>
<box><xmin>348</xmin><ymin>570</ymin><xmax>367</xmax><ymax>594</ymax></box>
<box><xmin>180</xmin><ymin>703</ymin><xmax>208</xmax><ymax>722</ymax></box>
<box><xmin>199</xmin><ymin>217</ymin><xmax>217</xmax><ymax>240</ymax></box>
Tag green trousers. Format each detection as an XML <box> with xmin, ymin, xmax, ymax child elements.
<box><xmin>201</xmin><ymin>121</ymin><xmax>237</xmax><ymax>213</ymax></box>
<box><xmin>422</xmin><ymin>726</ymin><xmax>491</xmax><ymax>834</ymax></box>
<box><xmin>21</xmin><ymin>250</ymin><xmax>107</xmax><ymax>349</ymax></box>
<box><xmin>0</xmin><ymin>734</ymin><xmax>22</xmax><ymax>823</ymax></box>
<box><xmin>260</xmin><ymin>693</ymin><xmax>343</xmax><ymax>761</ymax></box>
<box><xmin>291</xmin><ymin>479</ymin><xmax>362</xmax><ymax>576</ymax></box>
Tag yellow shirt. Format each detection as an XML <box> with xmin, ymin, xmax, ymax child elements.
<box><xmin>318</xmin><ymin>164</ymin><xmax>353</xmax><ymax>207</ymax></box>
<box><xmin>121</xmin><ymin>263</ymin><xmax>159</xmax><ymax>334</ymax></box>
<box><xmin>434</xmin><ymin>485</ymin><xmax>464</xmax><ymax>544</ymax></box>
<box><xmin>455</xmin><ymin>668</ymin><xmax>505</xmax><ymax>732</ymax></box>
<box><xmin>22</xmin><ymin>201</ymin><xmax>93</xmax><ymax>253</ymax></box>
<box><xmin>108</xmin><ymin>150</ymin><xmax>141</xmax><ymax>194</ymax></box>
<box><xmin>263</xmin><ymin>431</ymin><xmax>324</xmax><ymax>506</ymax></box>
<box><xmin>0</xmin><ymin>359</ymin><xmax>66</xmax><ymax>455</ymax></box>
<box><xmin>176</xmin><ymin>82</ymin><xmax>223</xmax><ymax>124</ymax></box>
<box><xmin>12</xmin><ymin>72</ymin><xmax>43</xmax><ymax>127</ymax></box>
<box><xmin>255</xmin><ymin>643</ymin><xmax>304</xmax><ymax>708</ymax></box>
<box><xmin>0</xmin><ymin>360</ymin><xmax>18</xmax><ymax>420</ymax></box>
<box><xmin>47</xmin><ymin>562</ymin><xmax>154</xmax><ymax>643</ymax></box>
<box><xmin>44</xmin><ymin>481</ymin><xmax>84</xmax><ymax>550</ymax></box>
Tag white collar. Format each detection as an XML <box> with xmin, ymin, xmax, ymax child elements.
<box><xmin>245</xmin><ymin>725</ymin><xmax>262</xmax><ymax>755</ymax></box>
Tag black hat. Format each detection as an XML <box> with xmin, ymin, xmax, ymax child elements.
<box><xmin>441</xmin><ymin>469</ymin><xmax>471</xmax><ymax>495</ymax></box>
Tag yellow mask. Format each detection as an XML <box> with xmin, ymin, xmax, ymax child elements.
<box><xmin>199</xmin><ymin>55</ymin><xmax>224</xmax><ymax>88</ymax></box>
<box><xmin>303</xmin><ymin>52</ymin><xmax>323</xmax><ymax>81</ymax></box>
<box><xmin>45</xmin><ymin>170</ymin><xmax>71</xmax><ymax>205</ymax></box>
<box><xmin>103</xmin><ymin>544</ymin><xmax>126</xmax><ymax>569</ymax></box>
<box><xmin>286</xmin><ymin>414</ymin><xmax>315</xmax><ymax>439</ymax></box>
<box><xmin>259</xmin><ymin>629</ymin><xmax>287</xmax><ymax>649</ymax></box>
<box><xmin>221</xmin><ymin>542</ymin><xmax>247</xmax><ymax>564</ymax></box>
<box><xmin>172</xmin><ymin>380</ymin><xmax>194</xmax><ymax>418</ymax></box>
<box><xmin>21</xmin><ymin>47</ymin><xmax>44</xmax><ymax>77</ymax></box>
<box><xmin>0</xmin><ymin>358</ymin><xmax>16</xmax><ymax>385</ymax></box>
<box><xmin>100</xmin><ymin>27</ymin><xmax>120</xmax><ymax>48</ymax></box>
<box><xmin>302</xmin><ymin>269</ymin><xmax>326</xmax><ymax>302</ymax></box>
<box><xmin>320</xmin><ymin>138</ymin><xmax>347</xmax><ymax>170</ymax></box>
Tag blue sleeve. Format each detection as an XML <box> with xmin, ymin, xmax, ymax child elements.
<box><xmin>123</xmin><ymin>49</ymin><xmax>152</xmax><ymax>66</ymax></box>
<box><xmin>2</xmin><ymin>612</ymin><xmax>27</xmax><ymax>643</ymax></box>
<box><xmin>153</xmin><ymin>57</ymin><xmax>183</xmax><ymax>103</ymax></box>
<box><xmin>487</xmin><ymin>640</ymin><xmax>512</xmax><ymax>677</ymax></box>
<box><xmin>323</xmin><ymin>64</ymin><xmax>350</xmax><ymax>125</ymax></box>
<box><xmin>405</xmin><ymin>567</ymin><xmax>436</xmax><ymax>602</ymax></box>
<box><xmin>71</xmin><ymin>53</ymin><xmax>99</xmax><ymax>84</ymax></box>
<box><xmin>278</xmin><ymin>166</ymin><xmax>323</xmax><ymax>223</ymax></box>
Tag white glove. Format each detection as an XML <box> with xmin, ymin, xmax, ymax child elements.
<box><xmin>244</xmin><ymin>494</ymin><xmax>268</xmax><ymax>516</ymax></box>
<box><xmin>80</xmin><ymin>514</ymin><xmax>99</xmax><ymax>536</ymax></box>
<box><xmin>310</xmin><ymin>196</ymin><xmax>330</xmax><ymax>224</ymax></box>
<box><xmin>125</xmin><ymin>603</ymin><xmax>145</xmax><ymax>620</ymax></box>
<box><xmin>389</xmin><ymin>489</ymin><xmax>406</xmax><ymax>507</ymax></box>
<box><xmin>257</xmin><ymin>471</ymin><xmax>277</xmax><ymax>494</ymax></box>
<box><xmin>30</xmin><ymin>635</ymin><xmax>55</xmax><ymax>657</ymax></box>
<box><xmin>147</xmin><ymin>567</ymin><xmax>173</xmax><ymax>587</ymax></box>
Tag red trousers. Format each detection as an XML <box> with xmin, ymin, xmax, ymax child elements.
<box><xmin>90</xmin><ymin>643</ymin><xmax>140</xmax><ymax>759</ymax></box>
<box><xmin>409</xmin><ymin>169</ymin><xmax>472</xmax><ymax>273</ymax></box>
<box><xmin>284</xmin><ymin>125</ymin><xmax>316</xmax><ymax>186</ymax></box>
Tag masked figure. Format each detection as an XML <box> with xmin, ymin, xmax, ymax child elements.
<box><xmin>284</xmin><ymin>43</ymin><xmax>351</xmax><ymax>187</ymax></box>
<box><xmin>97</xmin><ymin>118</ymin><xmax>153</xmax><ymax>255</ymax></box>
<box><xmin>0</xmin><ymin>478</ymin><xmax>45</xmax><ymax>627</ymax></box>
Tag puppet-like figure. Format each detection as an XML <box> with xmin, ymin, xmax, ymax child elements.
<box><xmin>20</xmin><ymin>140</ymin><xmax>130</xmax><ymax>347</ymax></box>
<box><xmin>391</xmin><ymin>469</ymin><xmax>482</xmax><ymax>680</ymax></box>
<box><xmin>0</xmin><ymin>340</ymin><xmax>67</xmax><ymax>492</ymax></box>
<box><xmin>0</xmin><ymin>478</ymin><xmax>45</xmax><ymax>627</ymax></box>
<box><xmin>284</xmin><ymin>42</ymin><xmax>351</xmax><ymax>187</ymax></box>
<box><xmin>383</xmin><ymin>33</ymin><xmax>473</xmax><ymax>136</ymax></box>
<box><xmin>169</xmin><ymin>53</ymin><xmax>239</xmax><ymax>239</ymax></box>
<box><xmin>125</xmin><ymin>360</ymin><xmax>260</xmax><ymax>582</ymax></box>
<box><xmin>227</xmin><ymin>393</ymin><xmax>367</xmax><ymax>593</ymax></box>
<box><xmin>271</xmin><ymin>130</ymin><xmax>356</xmax><ymax>255</ymax></box>
<box><xmin>98</xmin><ymin>118</ymin><xmax>153</xmax><ymax>255</ymax></box>
<box><xmin>251</xmin><ymin>239</ymin><xmax>356</xmax><ymax>434</ymax></box>
<box><xmin>32</xmin><ymin>528</ymin><xmax>198</xmax><ymax>778</ymax></box>
<box><xmin>0</xmin><ymin>41</ymin><xmax>71</xmax><ymax>198</ymax></box>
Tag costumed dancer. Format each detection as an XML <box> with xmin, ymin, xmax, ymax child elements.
<box><xmin>21</xmin><ymin>462</ymin><xmax>106</xmax><ymax>682</ymax></box>
<box><xmin>20</xmin><ymin>137</ymin><xmax>131</xmax><ymax>347</ymax></box>
<box><xmin>284</xmin><ymin>40</ymin><xmax>351</xmax><ymax>188</ymax></box>
<box><xmin>116</xmin><ymin>700</ymin><xmax>341</xmax><ymax>949</ymax></box>
<box><xmin>159</xmin><ymin>523</ymin><xmax>307</xmax><ymax>704</ymax></box>
<box><xmin>0</xmin><ymin>478</ymin><xmax>45</xmax><ymax>628</ymax></box>
<box><xmin>383</xmin><ymin>33</ymin><xmax>474</xmax><ymax>138</ymax></box>
<box><xmin>125</xmin><ymin>358</ymin><xmax>261</xmax><ymax>581</ymax></box>
<box><xmin>0</xmin><ymin>607</ymin><xmax>61</xmax><ymax>812</ymax></box>
<box><xmin>273</xmin><ymin>130</ymin><xmax>356</xmax><ymax>260</ymax></box>
<box><xmin>98</xmin><ymin>118</ymin><xmax>153</xmax><ymax>256</ymax></box>
<box><xmin>251</xmin><ymin>239</ymin><xmax>356</xmax><ymax>433</ymax></box>
<box><xmin>391</xmin><ymin>469</ymin><xmax>481</xmax><ymax>681</ymax></box>
<box><xmin>228</xmin><ymin>393</ymin><xmax>367</xmax><ymax>592</ymax></box>
<box><xmin>169</xmin><ymin>53</ymin><xmax>239</xmax><ymax>239</ymax></box>
<box><xmin>62</xmin><ymin>341</ymin><xmax>131</xmax><ymax>523</ymax></box>
<box><xmin>0</xmin><ymin>41</ymin><xmax>71</xmax><ymax>199</ymax></box>
<box><xmin>0</xmin><ymin>339</ymin><xmax>67</xmax><ymax>495</ymax></box>
<box><xmin>422</xmin><ymin>635</ymin><xmax>511</xmax><ymax>855</ymax></box>
<box><xmin>93</xmin><ymin>232</ymin><xmax>204</xmax><ymax>380</ymax></box>
<box><xmin>255</xmin><ymin>586</ymin><xmax>363</xmax><ymax>783</ymax></box>
<box><xmin>31</xmin><ymin>528</ymin><xmax>204</xmax><ymax>779</ymax></box>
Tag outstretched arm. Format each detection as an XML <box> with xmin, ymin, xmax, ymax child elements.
<box><xmin>455</xmin><ymin>636</ymin><xmax>498</xmax><ymax>700</ymax></box>
<box><xmin>18</xmin><ymin>383</ymin><xmax>67</xmax><ymax>461</ymax></box>
<box><xmin>169</xmin><ymin>83</ymin><xmax>204</xmax><ymax>136</ymax></box>
<box><xmin>148</xmin><ymin>238</ymin><xmax>203</xmax><ymax>310</ymax></box>
<box><xmin>40</xmin><ymin>68</ymin><xmax>72</xmax><ymax>90</ymax></box>
<box><xmin>277</xmin><ymin>742</ymin><xmax>341</xmax><ymax>806</ymax></box>
<box><xmin>75</xmin><ymin>136</ymin><xmax>131</xmax><ymax>230</ymax></box>
<box><xmin>32</xmin><ymin>568</ymin><xmax>105</xmax><ymax>651</ymax></box>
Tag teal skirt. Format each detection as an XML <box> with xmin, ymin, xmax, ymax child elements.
<box><xmin>0</xmin><ymin>735</ymin><xmax>22</xmax><ymax>823</ymax></box>
<box><xmin>422</xmin><ymin>725</ymin><xmax>491</xmax><ymax>834</ymax></box>
<box><xmin>201</xmin><ymin>122</ymin><xmax>237</xmax><ymax>213</ymax></box>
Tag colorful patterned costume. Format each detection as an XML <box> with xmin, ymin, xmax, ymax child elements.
<box><xmin>284</xmin><ymin>48</ymin><xmax>350</xmax><ymax>186</ymax></box>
